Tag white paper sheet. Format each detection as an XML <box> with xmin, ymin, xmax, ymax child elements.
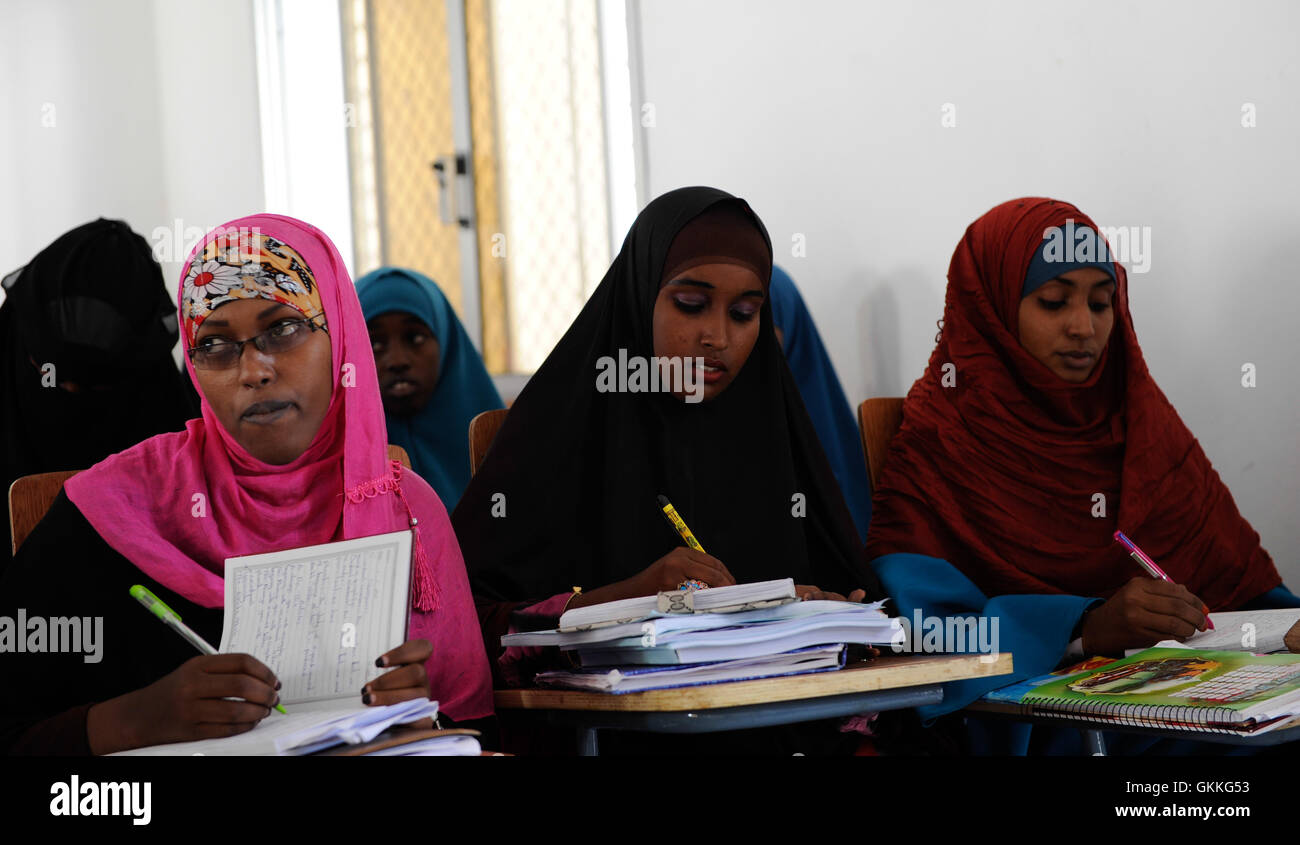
<box><xmin>1142</xmin><ymin>609</ymin><xmax>1300</xmax><ymax>655</ymax></box>
<box><xmin>219</xmin><ymin>529</ymin><xmax>412</xmax><ymax>703</ymax></box>
<box><xmin>113</xmin><ymin>698</ymin><xmax>438</xmax><ymax>756</ymax></box>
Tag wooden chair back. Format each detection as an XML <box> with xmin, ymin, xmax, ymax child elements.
<box><xmin>8</xmin><ymin>470</ymin><xmax>80</xmax><ymax>555</ymax></box>
<box><xmin>856</xmin><ymin>397</ymin><xmax>905</xmax><ymax>490</ymax></box>
<box><xmin>468</xmin><ymin>409</ymin><xmax>509</xmax><ymax>475</ymax></box>
<box><xmin>387</xmin><ymin>443</ymin><xmax>412</xmax><ymax>471</ymax></box>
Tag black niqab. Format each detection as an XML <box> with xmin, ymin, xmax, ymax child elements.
<box><xmin>1</xmin><ymin>219</ymin><xmax>196</xmax><ymax>563</ymax></box>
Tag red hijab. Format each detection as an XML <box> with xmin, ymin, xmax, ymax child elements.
<box><xmin>866</xmin><ymin>198</ymin><xmax>1279</xmax><ymax>610</ymax></box>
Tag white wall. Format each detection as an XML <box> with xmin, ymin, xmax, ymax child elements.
<box><xmin>0</xmin><ymin>0</ymin><xmax>265</xmax><ymax>297</ymax></box>
<box><xmin>149</xmin><ymin>0</ymin><xmax>266</xmax><ymax>285</ymax></box>
<box><xmin>0</xmin><ymin>0</ymin><xmax>168</xmax><ymax>281</ymax></box>
<box><xmin>2</xmin><ymin>0</ymin><xmax>1294</xmax><ymax>584</ymax></box>
<box><xmin>634</xmin><ymin>0</ymin><xmax>1300</xmax><ymax>582</ymax></box>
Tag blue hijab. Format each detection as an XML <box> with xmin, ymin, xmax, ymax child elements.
<box><xmin>768</xmin><ymin>266</ymin><xmax>872</xmax><ymax>541</ymax></box>
<box><xmin>356</xmin><ymin>268</ymin><xmax>503</xmax><ymax>509</ymax></box>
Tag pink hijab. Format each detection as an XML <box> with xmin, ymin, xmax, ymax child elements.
<box><xmin>66</xmin><ymin>214</ymin><xmax>492</xmax><ymax>721</ymax></box>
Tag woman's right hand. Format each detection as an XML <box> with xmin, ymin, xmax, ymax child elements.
<box><xmin>567</xmin><ymin>548</ymin><xmax>736</xmax><ymax>609</ymax></box>
<box><xmin>87</xmin><ymin>653</ymin><xmax>280</xmax><ymax>754</ymax></box>
<box><xmin>1080</xmin><ymin>577</ymin><xmax>1209</xmax><ymax>656</ymax></box>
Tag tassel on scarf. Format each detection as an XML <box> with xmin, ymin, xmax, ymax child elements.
<box><xmin>345</xmin><ymin>460</ymin><xmax>440</xmax><ymax>612</ymax></box>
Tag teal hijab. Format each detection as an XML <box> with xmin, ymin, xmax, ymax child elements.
<box><xmin>768</xmin><ymin>266</ymin><xmax>872</xmax><ymax>541</ymax></box>
<box><xmin>356</xmin><ymin>268</ymin><xmax>503</xmax><ymax>508</ymax></box>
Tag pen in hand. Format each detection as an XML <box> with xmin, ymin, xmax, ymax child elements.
<box><xmin>1112</xmin><ymin>531</ymin><xmax>1214</xmax><ymax>631</ymax></box>
<box><xmin>130</xmin><ymin>584</ymin><xmax>288</xmax><ymax>713</ymax></box>
<box><xmin>657</xmin><ymin>494</ymin><xmax>711</xmax><ymax>590</ymax></box>
<box><xmin>657</xmin><ymin>494</ymin><xmax>705</xmax><ymax>553</ymax></box>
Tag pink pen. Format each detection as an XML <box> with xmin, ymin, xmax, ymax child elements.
<box><xmin>1113</xmin><ymin>530</ymin><xmax>1214</xmax><ymax>630</ymax></box>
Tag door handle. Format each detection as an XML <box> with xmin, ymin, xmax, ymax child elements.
<box><xmin>431</xmin><ymin>154</ymin><xmax>473</xmax><ymax>229</ymax></box>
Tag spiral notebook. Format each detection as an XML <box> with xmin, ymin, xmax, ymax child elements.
<box><xmin>1016</xmin><ymin>647</ymin><xmax>1300</xmax><ymax>736</ymax></box>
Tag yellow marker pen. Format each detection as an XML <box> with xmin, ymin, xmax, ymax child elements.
<box><xmin>657</xmin><ymin>494</ymin><xmax>705</xmax><ymax>553</ymax></box>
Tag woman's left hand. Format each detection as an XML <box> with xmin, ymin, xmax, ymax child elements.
<box><xmin>795</xmin><ymin>585</ymin><xmax>868</xmax><ymax>602</ymax></box>
<box><xmin>364</xmin><ymin>639</ymin><xmax>432</xmax><ymax>707</ymax></box>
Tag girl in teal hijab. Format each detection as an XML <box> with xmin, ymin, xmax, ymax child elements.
<box><xmin>357</xmin><ymin>267</ymin><xmax>504</xmax><ymax>508</ymax></box>
<box><xmin>768</xmin><ymin>266</ymin><xmax>872</xmax><ymax>541</ymax></box>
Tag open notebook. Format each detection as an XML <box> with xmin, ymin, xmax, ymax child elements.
<box><xmin>1131</xmin><ymin>609</ymin><xmax>1300</xmax><ymax>656</ymax></box>
<box><xmin>116</xmin><ymin>530</ymin><xmax>435</xmax><ymax>756</ymax></box>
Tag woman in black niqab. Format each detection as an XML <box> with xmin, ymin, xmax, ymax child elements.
<box><xmin>1</xmin><ymin>219</ymin><xmax>197</xmax><ymax>567</ymax></box>
<box><xmin>453</xmin><ymin>187</ymin><xmax>883</xmax><ymax>651</ymax></box>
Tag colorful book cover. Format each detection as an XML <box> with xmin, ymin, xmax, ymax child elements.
<box><xmin>982</xmin><ymin>656</ymin><xmax>1117</xmax><ymax>704</ymax></box>
<box><xmin>1023</xmin><ymin>647</ymin><xmax>1300</xmax><ymax>724</ymax></box>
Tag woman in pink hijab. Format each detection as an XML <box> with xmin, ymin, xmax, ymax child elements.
<box><xmin>0</xmin><ymin>215</ymin><xmax>492</xmax><ymax>754</ymax></box>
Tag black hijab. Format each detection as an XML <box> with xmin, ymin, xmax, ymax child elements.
<box><xmin>1</xmin><ymin>219</ymin><xmax>196</xmax><ymax>561</ymax></box>
<box><xmin>453</xmin><ymin>187</ymin><xmax>882</xmax><ymax>611</ymax></box>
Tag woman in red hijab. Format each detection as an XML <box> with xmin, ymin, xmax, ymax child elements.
<box><xmin>866</xmin><ymin>198</ymin><xmax>1295</xmax><ymax>737</ymax></box>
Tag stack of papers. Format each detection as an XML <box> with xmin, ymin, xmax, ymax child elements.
<box><xmin>358</xmin><ymin>735</ymin><xmax>482</xmax><ymax>756</ymax></box>
<box><xmin>504</xmin><ymin>583</ymin><xmax>900</xmax><ymax>693</ymax></box>
<box><xmin>114</xmin><ymin>699</ymin><xmax>460</xmax><ymax>756</ymax></box>
<box><xmin>535</xmin><ymin>645</ymin><xmax>846</xmax><ymax>693</ymax></box>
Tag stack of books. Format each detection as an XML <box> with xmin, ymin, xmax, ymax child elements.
<box><xmin>501</xmin><ymin>579</ymin><xmax>901</xmax><ymax>693</ymax></box>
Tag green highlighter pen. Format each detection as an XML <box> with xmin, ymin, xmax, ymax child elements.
<box><xmin>129</xmin><ymin>584</ymin><xmax>286</xmax><ymax>714</ymax></box>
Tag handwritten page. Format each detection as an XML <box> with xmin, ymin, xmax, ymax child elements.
<box><xmin>1149</xmin><ymin>609</ymin><xmax>1300</xmax><ymax>654</ymax></box>
<box><xmin>219</xmin><ymin>529</ymin><xmax>412</xmax><ymax>704</ymax></box>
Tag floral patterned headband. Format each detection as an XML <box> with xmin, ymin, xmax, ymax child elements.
<box><xmin>181</xmin><ymin>229</ymin><xmax>326</xmax><ymax>345</ymax></box>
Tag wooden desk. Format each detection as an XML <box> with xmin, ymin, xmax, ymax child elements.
<box><xmin>496</xmin><ymin>653</ymin><xmax>1014</xmax><ymax>755</ymax></box>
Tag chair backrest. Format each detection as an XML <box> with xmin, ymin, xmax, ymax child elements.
<box><xmin>8</xmin><ymin>469</ymin><xmax>81</xmax><ymax>555</ymax></box>
<box><xmin>7</xmin><ymin>443</ymin><xmax>414</xmax><ymax>555</ymax></box>
<box><xmin>468</xmin><ymin>408</ymin><xmax>509</xmax><ymax>475</ymax></box>
<box><xmin>387</xmin><ymin>443</ymin><xmax>412</xmax><ymax>471</ymax></box>
<box><xmin>856</xmin><ymin>397</ymin><xmax>905</xmax><ymax>490</ymax></box>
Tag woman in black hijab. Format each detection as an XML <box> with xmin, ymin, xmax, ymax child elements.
<box><xmin>454</xmin><ymin>187</ymin><xmax>883</xmax><ymax>670</ymax></box>
<box><xmin>0</xmin><ymin>219</ymin><xmax>196</xmax><ymax>567</ymax></box>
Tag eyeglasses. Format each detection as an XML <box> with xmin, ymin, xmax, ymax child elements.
<box><xmin>188</xmin><ymin>314</ymin><xmax>328</xmax><ymax>370</ymax></box>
